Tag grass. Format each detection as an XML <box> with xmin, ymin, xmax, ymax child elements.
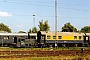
<box><xmin>0</xmin><ymin>55</ymin><xmax>90</xmax><ymax>60</ymax></box>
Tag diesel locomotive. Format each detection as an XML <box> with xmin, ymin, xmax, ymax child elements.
<box><xmin>36</xmin><ymin>31</ymin><xmax>90</xmax><ymax>47</ymax></box>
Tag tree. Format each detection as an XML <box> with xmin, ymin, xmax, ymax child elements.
<box><xmin>18</xmin><ymin>30</ymin><xmax>26</xmax><ymax>33</ymax></box>
<box><xmin>28</xmin><ymin>29</ymin><xmax>32</xmax><ymax>33</ymax></box>
<box><xmin>0</xmin><ymin>23</ymin><xmax>11</xmax><ymax>33</ymax></box>
<box><xmin>29</xmin><ymin>27</ymin><xmax>38</xmax><ymax>33</ymax></box>
<box><xmin>80</xmin><ymin>26</ymin><xmax>90</xmax><ymax>33</ymax></box>
<box><xmin>61</xmin><ymin>22</ymin><xmax>77</xmax><ymax>32</ymax></box>
<box><xmin>32</xmin><ymin>27</ymin><xmax>38</xmax><ymax>33</ymax></box>
<box><xmin>38</xmin><ymin>20</ymin><xmax>50</xmax><ymax>31</ymax></box>
<box><xmin>38</xmin><ymin>20</ymin><xmax>44</xmax><ymax>31</ymax></box>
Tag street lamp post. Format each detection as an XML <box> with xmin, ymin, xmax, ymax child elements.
<box><xmin>33</xmin><ymin>14</ymin><xmax>35</xmax><ymax>27</ymax></box>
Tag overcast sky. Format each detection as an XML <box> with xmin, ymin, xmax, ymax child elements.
<box><xmin>0</xmin><ymin>0</ymin><xmax>90</xmax><ymax>32</ymax></box>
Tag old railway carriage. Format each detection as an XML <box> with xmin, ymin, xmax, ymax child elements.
<box><xmin>38</xmin><ymin>31</ymin><xmax>90</xmax><ymax>47</ymax></box>
<box><xmin>0</xmin><ymin>33</ymin><xmax>37</xmax><ymax>47</ymax></box>
<box><xmin>0</xmin><ymin>33</ymin><xmax>28</xmax><ymax>47</ymax></box>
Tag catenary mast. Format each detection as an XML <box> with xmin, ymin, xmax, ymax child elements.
<box><xmin>55</xmin><ymin>0</ymin><xmax>58</xmax><ymax>47</ymax></box>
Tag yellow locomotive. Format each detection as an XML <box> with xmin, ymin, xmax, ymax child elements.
<box><xmin>37</xmin><ymin>31</ymin><xmax>90</xmax><ymax>47</ymax></box>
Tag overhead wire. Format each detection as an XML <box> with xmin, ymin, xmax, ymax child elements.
<box><xmin>0</xmin><ymin>0</ymin><xmax>90</xmax><ymax>12</ymax></box>
<box><xmin>0</xmin><ymin>0</ymin><xmax>90</xmax><ymax>11</ymax></box>
<box><xmin>0</xmin><ymin>0</ymin><xmax>90</xmax><ymax>19</ymax></box>
<box><xmin>7</xmin><ymin>0</ymin><xmax>90</xmax><ymax>6</ymax></box>
<box><xmin>8</xmin><ymin>13</ymin><xmax>90</xmax><ymax>20</ymax></box>
<box><xmin>0</xmin><ymin>1</ymin><xmax>54</xmax><ymax>7</ymax></box>
<box><xmin>4</xmin><ymin>0</ymin><xmax>90</xmax><ymax>6</ymax></box>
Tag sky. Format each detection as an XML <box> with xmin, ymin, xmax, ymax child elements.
<box><xmin>0</xmin><ymin>0</ymin><xmax>90</xmax><ymax>32</ymax></box>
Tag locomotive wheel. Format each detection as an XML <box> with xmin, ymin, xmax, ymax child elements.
<box><xmin>62</xmin><ymin>44</ymin><xmax>66</xmax><ymax>47</ymax></box>
<box><xmin>74</xmin><ymin>44</ymin><xmax>78</xmax><ymax>47</ymax></box>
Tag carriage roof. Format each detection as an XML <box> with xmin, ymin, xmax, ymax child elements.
<box><xmin>0</xmin><ymin>33</ymin><xmax>37</xmax><ymax>36</ymax></box>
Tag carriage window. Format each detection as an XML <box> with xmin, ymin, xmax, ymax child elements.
<box><xmin>21</xmin><ymin>39</ymin><xmax>25</xmax><ymax>42</ymax></box>
<box><xmin>4</xmin><ymin>36</ymin><xmax>9</xmax><ymax>40</ymax></box>
<box><xmin>53</xmin><ymin>36</ymin><xmax>56</xmax><ymax>39</ymax></box>
<box><xmin>30</xmin><ymin>36</ymin><xmax>36</xmax><ymax>39</ymax></box>
<box><xmin>47</xmin><ymin>36</ymin><xmax>51</xmax><ymax>39</ymax></box>
<box><xmin>79</xmin><ymin>36</ymin><xmax>82</xmax><ymax>39</ymax></box>
<box><xmin>12</xmin><ymin>37</ymin><xmax>14</xmax><ymax>40</ymax></box>
<box><xmin>74</xmin><ymin>36</ymin><xmax>77</xmax><ymax>39</ymax></box>
<box><xmin>18</xmin><ymin>39</ymin><xmax>20</xmax><ymax>42</ymax></box>
<box><xmin>58</xmin><ymin>36</ymin><xmax>62</xmax><ymax>39</ymax></box>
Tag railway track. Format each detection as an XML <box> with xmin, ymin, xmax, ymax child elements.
<box><xmin>0</xmin><ymin>50</ymin><xmax>90</xmax><ymax>58</ymax></box>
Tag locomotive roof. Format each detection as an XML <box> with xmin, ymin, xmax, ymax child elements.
<box><xmin>40</xmin><ymin>31</ymin><xmax>85</xmax><ymax>36</ymax></box>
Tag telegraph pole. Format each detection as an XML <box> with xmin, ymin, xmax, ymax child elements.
<box><xmin>55</xmin><ymin>0</ymin><xmax>58</xmax><ymax>48</ymax></box>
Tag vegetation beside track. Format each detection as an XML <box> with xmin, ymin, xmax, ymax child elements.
<box><xmin>0</xmin><ymin>55</ymin><xmax>90</xmax><ymax>60</ymax></box>
<box><xmin>0</xmin><ymin>47</ymin><xmax>90</xmax><ymax>51</ymax></box>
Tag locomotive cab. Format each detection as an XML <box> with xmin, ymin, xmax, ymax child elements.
<box><xmin>83</xmin><ymin>33</ymin><xmax>90</xmax><ymax>46</ymax></box>
<box><xmin>37</xmin><ymin>31</ymin><xmax>46</xmax><ymax>47</ymax></box>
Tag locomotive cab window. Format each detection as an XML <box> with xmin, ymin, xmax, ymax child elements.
<box><xmin>74</xmin><ymin>36</ymin><xmax>77</xmax><ymax>39</ymax></box>
<box><xmin>58</xmin><ymin>36</ymin><xmax>62</xmax><ymax>39</ymax></box>
<box><xmin>47</xmin><ymin>36</ymin><xmax>51</xmax><ymax>39</ymax></box>
<box><xmin>53</xmin><ymin>36</ymin><xmax>56</xmax><ymax>39</ymax></box>
<box><xmin>79</xmin><ymin>36</ymin><xmax>82</xmax><ymax>39</ymax></box>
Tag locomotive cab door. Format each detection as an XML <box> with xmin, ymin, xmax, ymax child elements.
<box><xmin>37</xmin><ymin>31</ymin><xmax>46</xmax><ymax>47</ymax></box>
<box><xmin>83</xmin><ymin>35</ymin><xmax>89</xmax><ymax>44</ymax></box>
<box><xmin>41</xmin><ymin>35</ymin><xmax>46</xmax><ymax>45</ymax></box>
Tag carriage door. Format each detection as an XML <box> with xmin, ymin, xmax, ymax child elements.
<box><xmin>83</xmin><ymin>36</ymin><xmax>89</xmax><ymax>44</ymax></box>
<box><xmin>14</xmin><ymin>36</ymin><xmax>17</xmax><ymax>44</ymax></box>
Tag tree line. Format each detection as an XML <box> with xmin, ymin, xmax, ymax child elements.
<box><xmin>0</xmin><ymin>20</ymin><xmax>90</xmax><ymax>33</ymax></box>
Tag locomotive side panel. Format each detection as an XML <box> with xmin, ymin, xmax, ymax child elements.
<box><xmin>40</xmin><ymin>32</ymin><xmax>86</xmax><ymax>47</ymax></box>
